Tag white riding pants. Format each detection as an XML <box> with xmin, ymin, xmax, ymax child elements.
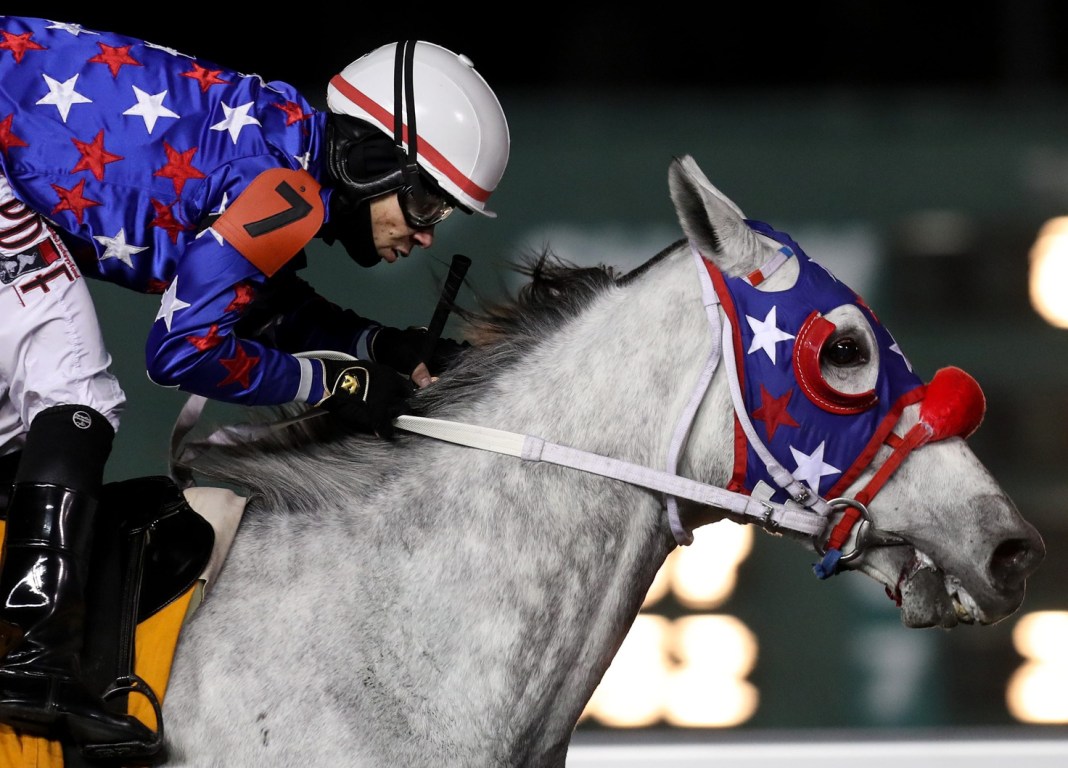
<box><xmin>0</xmin><ymin>174</ymin><xmax>125</xmax><ymax>458</ymax></box>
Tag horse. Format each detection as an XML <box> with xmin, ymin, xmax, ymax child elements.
<box><xmin>153</xmin><ymin>154</ymin><xmax>1044</xmax><ymax>767</ymax></box>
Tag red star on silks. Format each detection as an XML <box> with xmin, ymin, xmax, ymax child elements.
<box><xmin>180</xmin><ymin>62</ymin><xmax>230</xmax><ymax>92</ymax></box>
<box><xmin>71</xmin><ymin>130</ymin><xmax>123</xmax><ymax>181</ymax></box>
<box><xmin>0</xmin><ymin>114</ymin><xmax>28</xmax><ymax>155</ymax></box>
<box><xmin>751</xmin><ymin>384</ymin><xmax>800</xmax><ymax>440</ymax></box>
<box><xmin>50</xmin><ymin>179</ymin><xmax>101</xmax><ymax>225</ymax></box>
<box><xmin>224</xmin><ymin>282</ymin><xmax>255</xmax><ymax>313</ymax></box>
<box><xmin>154</xmin><ymin>141</ymin><xmax>205</xmax><ymax>196</ymax></box>
<box><xmin>149</xmin><ymin>198</ymin><xmax>189</xmax><ymax>244</ymax></box>
<box><xmin>0</xmin><ymin>31</ymin><xmax>45</xmax><ymax>63</ymax></box>
<box><xmin>87</xmin><ymin>42</ymin><xmax>141</xmax><ymax>77</ymax></box>
<box><xmin>217</xmin><ymin>343</ymin><xmax>259</xmax><ymax>390</ymax></box>
<box><xmin>271</xmin><ymin>101</ymin><xmax>312</xmax><ymax>127</ymax></box>
<box><xmin>186</xmin><ymin>324</ymin><xmax>224</xmax><ymax>351</ymax></box>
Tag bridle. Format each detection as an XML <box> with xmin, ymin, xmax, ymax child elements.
<box><xmin>393</xmin><ymin>239</ymin><xmax>985</xmax><ymax>579</ymax></box>
<box><xmin>171</xmin><ymin>237</ymin><xmax>985</xmax><ymax>581</ymax></box>
<box><xmin>385</xmin><ymin>243</ymin><xmax>844</xmax><ymax>554</ymax></box>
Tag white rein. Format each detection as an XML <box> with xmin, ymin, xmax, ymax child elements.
<box><xmin>170</xmin><ymin>244</ymin><xmax>834</xmax><ymax>547</ymax></box>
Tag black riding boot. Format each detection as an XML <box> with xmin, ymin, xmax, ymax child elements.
<box><xmin>0</xmin><ymin>405</ymin><xmax>156</xmax><ymax>755</ymax></box>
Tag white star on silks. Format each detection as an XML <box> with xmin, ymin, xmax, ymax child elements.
<box><xmin>790</xmin><ymin>441</ymin><xmax>841</xmax><ymax>493</ymax></box>
<box><xmin>196</xmin><ymin>194</ymin><xmax>231</xmax><ymax>245</ymax></box>
<box><xmin>210</xmin><ymin>101</ymin><xmax>262</xmax><ymax>144</ymax></box>
<box><xmin>745</xmin><ymin>306</ymin><xmax>795</xmax><ymax>363</ymax></box>
<box><xmin>295</xmin><ymin>151</ymin><xmax>311</xmax><ymax>170</ymax></box>
<box><xmin>123</xmin><ymin>86</ymin><xmax>180</xmax><ymax>134</ymax></box>
<box><xmin>94</xmin><ymin>228</ymin><xmax>148</xmax><ymax>268</ymax></box>
<box><xmin>45</xmin><ymin>22</ymin><xmax>100</xmax><ymax>37</ymax></box>
<box><xmin>156</xmin><ymin>277</ymin><xmax>192</xmax><ymax>332</ymax></box>
<box><xmin>212</xmin><ymin>192</ymin><xmax>231</xmax><ymax>216</ymax></box>
<box><xmin>35</xmin><ymin>73</ymin><xmax>92</xmax><ymax>123</ymax></box>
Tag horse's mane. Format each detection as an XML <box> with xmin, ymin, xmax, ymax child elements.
<box><xmin>418</xmin><ymin>240</ymin><xmax>686</xmax><ymax>415</ymax></box>
<box><xmin>174</xmin><ymin>250</ymin><xmax>626</xmax><ymax>507</ymax></box>
<box><xmin>415</xmin><ymin>249</ymin><xmax>622</xmax><ymax>416</ymax></box>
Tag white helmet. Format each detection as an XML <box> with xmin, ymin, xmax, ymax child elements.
<box><xmin>327</xmin><ymin>40</ymin><xmax>510</xmax><ymax>217</ymax></box>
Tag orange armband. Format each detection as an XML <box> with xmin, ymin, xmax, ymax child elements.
<box><xmin>213</xmin><ymin>168</ymin><xmax>325</xmax><ymax>277</ymax></box>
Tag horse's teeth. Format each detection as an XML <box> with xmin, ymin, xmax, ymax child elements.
<box><xmin>945</xmin><ymin>574</ymin><xmax>979</xmax><ymax>623</ymax></box>
<box><xmin>906</xmin><ymin>551</ymin><xmax>981</xmax><ymax>623</ymax></box>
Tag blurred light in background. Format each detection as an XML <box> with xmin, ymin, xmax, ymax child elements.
<box><xmin>1007</xmin><ymin>610</ymin><xmax>1068</xmax><ymax>724</ymax></box>
<box><xmin>582</xmin><ymin>522</ymin><xmax>758</xmax><ymax>728</ymax></box>
<box><xmin>655</xmin><ymin>520</ymin><xmax>753</xmax><ymax>610</ymax></box>
<box><xmin>1029</xmin><ymin>218</ymin><xmax>1068</xmax><ymax>328</ymax></box>
<box><xmin>664</xmin><ymin>615</ymin><xmax>759</xmax><ymax>727</ymax></box>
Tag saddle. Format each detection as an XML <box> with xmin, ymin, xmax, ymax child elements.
<box><xmin>0</xmin><ymin>475</ymin><xmax>245</xmax><ymax>767</ymax></box>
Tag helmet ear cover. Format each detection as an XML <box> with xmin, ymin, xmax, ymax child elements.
<box><xmin>325</xmin><ymin>113</ymin><xmax>464</xmax><ymax>217</ymax></box>
<box><xmin>325</xmin><ymin>113</ymin><xmax>406</xmax><ymax>203</ymax></box>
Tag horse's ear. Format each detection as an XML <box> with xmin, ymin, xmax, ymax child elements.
<box><xmin>668</xmin><ymin>155</ymin><xmax>768</xmax><ymax>277</ymax></box>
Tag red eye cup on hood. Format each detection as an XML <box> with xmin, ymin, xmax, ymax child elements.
<box><xmin>793</xmin><ymin>312</ymin><xmax>879</xmax><ymax>415</ymax></box>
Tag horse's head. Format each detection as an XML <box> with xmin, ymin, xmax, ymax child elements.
<box><xmin>669</xmin><ymin>154</ymin><xmax>1045</xmax><ymax>628</ymax></box>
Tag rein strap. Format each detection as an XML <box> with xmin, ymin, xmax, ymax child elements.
<box><xmin>393</xmin><ymin>415</ymin><xmax>826</xmax><ymax>537</ymax></box>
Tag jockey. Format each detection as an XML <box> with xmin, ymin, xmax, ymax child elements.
<box><xmin>0</xmin><ymin>17</ymin><xmax>509</xmax><ymax>759</ymax></box>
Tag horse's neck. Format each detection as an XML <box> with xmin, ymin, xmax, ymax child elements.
<box><xmin>189</xmin><ymin>249</ymin><xmax>736</xmax><ymax>764</ymax></box>
<box><xmin>379</xmin><ymin>249</ymin><xmax>732</xmax><ymax>742</ymax></box>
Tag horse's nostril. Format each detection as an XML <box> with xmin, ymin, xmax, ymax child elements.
<box><xmin>990</xmin><ymin>536</ymin><xmax>1046</xmax><ymax>589</ymax></box>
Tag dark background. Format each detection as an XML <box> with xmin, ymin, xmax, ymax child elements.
<box><xmin>12</xmin><ymin>2</ymin><xmax>1068</xmax><ymax>97</ymax></box>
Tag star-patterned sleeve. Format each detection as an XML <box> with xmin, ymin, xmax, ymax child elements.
<box><xmin>143</xmin><ymin>231</ymin><xmax>320</xmax><ymax>406</ymax></box>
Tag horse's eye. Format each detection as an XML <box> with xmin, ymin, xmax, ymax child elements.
<box><xmin>795</xmin><ymin>313</ymin><xmax>878</xmax><ymax>413</ymax></box>
<box><xmin>823</xmin><ymin>337</ymin><xmax>866</xmax><ymax>367</ymax></box>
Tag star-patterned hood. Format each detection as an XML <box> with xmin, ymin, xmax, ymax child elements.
<box><xmin>703</xmin><ymin>220</ymin><xmax>925</xmax><ymax>504</ymax></box>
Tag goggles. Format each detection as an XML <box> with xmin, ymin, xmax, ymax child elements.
<box><xmin>399</xmin><ymin>181</ymin><xmax>455</xmax><ymax>229</ymax></box>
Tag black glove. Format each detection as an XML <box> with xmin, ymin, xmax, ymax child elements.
<box><xmin>370</xmin><ymin>325</ymin><xmax>470</xmax><ymax>378</ymax></box>
<box><xmin>317</xmin><ymin>358</ymin><xmax>415</xmax><ymax>438</ymax></box>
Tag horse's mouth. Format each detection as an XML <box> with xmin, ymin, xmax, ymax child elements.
<box><xmin>873</xmin><ymin>548</ymin><xmax>984</xmax><ymax>628</ymax></box>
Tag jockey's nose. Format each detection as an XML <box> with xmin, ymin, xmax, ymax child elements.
<box><xmin>412</xmin><ymin>228</ymin><xmax>435</xmax><ymax>249</ymax></box>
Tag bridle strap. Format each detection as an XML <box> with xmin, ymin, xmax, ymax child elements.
<box><xmin>661</xmin><ymin>248</ymin><xmax>724</xmax><ymax>545</ymax></box>
<box><xmin>393</xmin><ymin>415</ymin><xmax>827</xmax><ymax>536</ymax></box>
<box><xmin>854</xmin><ymin>424</ymin><xmax>931</xmax><ymax>507</ymax></box>
<box><xmin>814</xmin><ymin>422</ymin><xmax>929</xmax><ymax>573</ymax></box>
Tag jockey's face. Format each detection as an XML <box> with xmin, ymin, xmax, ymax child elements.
<box><xmin>368</xmin><ymin>192</ymin><xmax>437</xmax><ymax>265</ymax></box>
